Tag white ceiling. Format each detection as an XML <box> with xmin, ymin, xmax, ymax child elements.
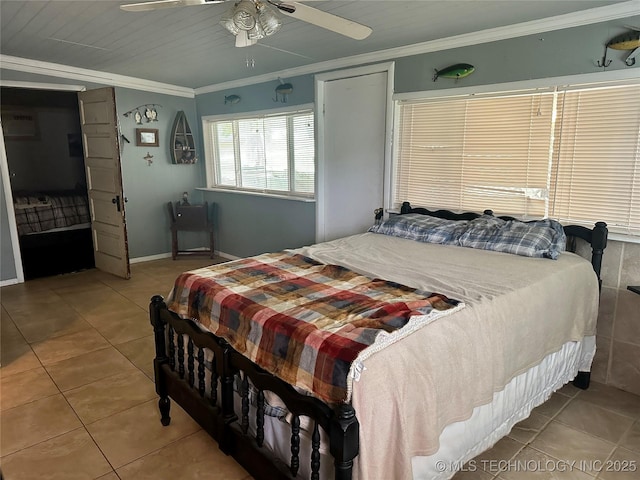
<box><xmin>0</xmin><ymin>0</ymin><xmax>636</xmax><ymax>91</ymax></box>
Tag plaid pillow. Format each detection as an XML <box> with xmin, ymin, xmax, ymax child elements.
<box><xmin>368</xmin><ymin>213</ymin><xmax>468</xmax><ymax>244</ymax></box>
<box><xmin>459</xmin><ymin>215</ymin><xmax>566</xmax><ymax>259</ymax></box>
<box><xmin>370</xmin><ymin>213</ymin><xmax>566</xmax><ymax>259</ymax></box>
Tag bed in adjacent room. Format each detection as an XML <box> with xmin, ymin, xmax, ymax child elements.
<box><xmin>148</xmin><ymin>203</ymin><xmax>607</xmax><ymax>480</ymax></box>
<box><xmin>13</xmin><ymin>190</ymin><xmax>94</xmax><ymax>279</ymax></box>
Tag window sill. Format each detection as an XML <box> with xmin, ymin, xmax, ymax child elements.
<box><xmin>197</xmin><ymin>187</ymin><xmax>316</xmax><ymax>203</ymax></box>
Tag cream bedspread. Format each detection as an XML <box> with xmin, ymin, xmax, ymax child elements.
<box><xmin>296</xmin><ymin>232</ymin><xmax>599</xmax><ymax>480</ymax></box>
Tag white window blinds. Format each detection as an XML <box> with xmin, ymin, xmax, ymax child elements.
<box><xmin>207</xmin><ymin>110</ymin><xmax>315</xmax><ymax>198</ymax></box>
<box><xmin>395</xmin><ymin>81</ymin><xmax>640</xmax><ymax>236</ymax></box>
<box><xmin>551</xmin><ymin>84</ymin><xmax>640</xmax><ymax>235</ymax></box>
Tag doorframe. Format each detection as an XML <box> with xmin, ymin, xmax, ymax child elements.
<box><xmin>314</xmin><ymin>62</ymin><xmax>395</xmax><ymax>243</ymax></box>
<box><xmin>0</xmin><ymin>80</ymin><xmax>86</xmax><ymax>285</ymax></box>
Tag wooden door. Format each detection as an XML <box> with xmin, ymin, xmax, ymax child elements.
<box><xmin>78</xmin><ymin>88</ymin><xmax>130</xmax><ymax>279</ymax></box>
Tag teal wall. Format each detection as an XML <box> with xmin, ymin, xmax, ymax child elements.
<box><xmin>1</xmin><ymin>17</ymin><xmax>638</xmax><ymax>280</ymax></box>
<box><xmin>394</xmin><ymin>21</ymin><xmax>639</xmax><ymax>93</ymax></box>
<box><xmin>114</xmin><ymin>88</ymin><xmax>202</xmax><ymax>258</ymax></box>
<box><xmin>195</xmin><ymin>74</ymin><xmax>316</xmax><ymax>257</ymax></box>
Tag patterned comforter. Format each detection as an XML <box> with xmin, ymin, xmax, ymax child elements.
<box><xmin>167</xmin><ymin>252</ymin><xmax>463</xmax><ymax>404</ymax></box>
<box><xmin>14</xmin><ymin>192</ymin><xmax>90</xmax><ymax>236</ymax></box>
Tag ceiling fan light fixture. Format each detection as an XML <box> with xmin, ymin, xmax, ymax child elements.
<box><xmin>220</xmin><ymin>7</ymin><xmax>240</xmax><ymax>35</ymax></box>
<box><xmin>232</xmin><ymin>0</ymin><xmax>257</xmax><ymax>31</ymax></box>
<box><xmin>256</xmin><ymin>3</ymin><xmax>281</xmax><ymax>36</ymax></box>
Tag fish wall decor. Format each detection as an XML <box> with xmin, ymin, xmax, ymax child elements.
<box><xmin>433</xmin><ymin>63</ymin><xmax>475</xmax><ymax>82</ymax></box>
<box><xmin>224</xmin><ymin>95</ymin><xmax>241</xmax><ymax>105</ymax></box>
<box><xmin>274</xmin><ymin>82</ymin><xmax>293</xmax><ymax>103</ymax></box>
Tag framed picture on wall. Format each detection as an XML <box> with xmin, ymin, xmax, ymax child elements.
<box><xmin>136</xmin><ymin>128</ymin><xmax>159</xmax><ymax>147</ymax></box>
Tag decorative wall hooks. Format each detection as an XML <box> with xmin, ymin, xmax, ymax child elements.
<box><xmin>123</xmin><ymin>104</ymin><xmax>163</xmax><ymax>124</ymax></box>
<box><xmin>144</xmin><ymin>152</ymin><xmax>154</xmax><ymax>166</ymax></box>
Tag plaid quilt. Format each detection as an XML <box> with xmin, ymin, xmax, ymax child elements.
<box><xmin>167</xmin><ymin>252</ymin><xmax>463</xmax><ymax>404</ymax></box>
<box><xmin>14</xmin><ymin>193</ymin><xmax>90</xmax><ymax>236</ymax></box>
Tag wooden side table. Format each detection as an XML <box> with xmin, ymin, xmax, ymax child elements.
<box><xmin>167</xmin><ymin>201</ymin><xmax>214</xmax><ymax>260</ymax></box>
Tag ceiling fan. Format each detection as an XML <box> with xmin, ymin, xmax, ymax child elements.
<box><xmin>120</xmin><ymin>0</ymin><xmax>372</xmax><ymax>48</ymax></box>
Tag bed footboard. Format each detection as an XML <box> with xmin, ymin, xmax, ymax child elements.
<box><xmin>150</xmin><ymin>295</ymin><xmax>359</xmax><ymax>480</ymax></box>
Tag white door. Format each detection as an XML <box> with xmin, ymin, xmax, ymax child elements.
<box><xmin>78</xmin><ymin>88</ymin><xmax>130</xmax><ymax>279</ymax></box>
<box><xmin>316</xmin><ymin>64</ymin><xmax>393</xmax><ymax>243</ymax></box>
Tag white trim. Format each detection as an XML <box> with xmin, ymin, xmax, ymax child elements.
<box><xmin>130</xmin><ymin>249</ymin><xmax>241</xmax><ymax>264</ymax></box>
<box><xmin>608</xmin><ymin>233</ymin><xmax>640</xmax><ymax>245</ymax></box>
<box><xmin>0</xmin><ymin>80</ymin><xmax>86</xmax><ymax>92</ymax></box>
<box><xmin>194</xmin><ymin>1</ymin><xmax>640</xmax><ymax>95</ymax></box>
<box><xmin>217</xmin><ymin>251</ymin><xmax>242</xmax><ymax>261</ymax></box>
<box><xmin>130</xmin><ymin>252</ymin><xmax>173</xmax><ymax>264</ymax></box>
<box><xmin>200</xmin><ymin>103</ymin><xmax>314</xmax><ymax>123</ymax></box>
<box><xmin>196</xmin><ymin>187</ymin><xmax>315</xmax><ymax>202</ymax></box>
<box><xmin>0</xmin><ymin>55</ymin><xmax>195</xmax><ymax>98</ymax></box>
<box><xmin>315</xmin><ymin>62</ymin><xmax>395</xmax><ymax>243</ymax></box>
<box><xmin>0</xmin><ymin>278</ymin><xmax>20</xmax><ymax>287</ymax></box>
<box><xmin>0</xmin><ymin>125</ymin><xmax>25</xmax><ymax>284</ymax></box>
<box><xmin>393</xmin><ymin>69</ymin><xmax>640</xmax><ymax>102</ymax></box>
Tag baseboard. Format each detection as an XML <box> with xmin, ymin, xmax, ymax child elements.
<box><xmin>130</xmin><ymin>252</ymin><xmax>173</xmax><ymax>264</ymax></box>
<box><xmin>130</xmin><ymin>249</ymin><xmax>241</xmax><ymax>264</ymax></box>
<box><xmin>0</xmin><ymin>278</ymin><xmax>20</xmax><ymax>287</ymax></box>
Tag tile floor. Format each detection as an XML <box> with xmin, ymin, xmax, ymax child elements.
<box><xmin>1</xmin><ymin>258</ymin><xmax>639</xmax><ymax>480</ymax></box>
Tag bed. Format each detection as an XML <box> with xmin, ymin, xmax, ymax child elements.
<box><xmin>149</xmin><ymin>203</ymin><xmax>608</xmax><ymax>480</ymax></box>
<box><xmin>13</xmin><ymin>190</ymin><xmax>94</xmax><ymax>278</ymax></box>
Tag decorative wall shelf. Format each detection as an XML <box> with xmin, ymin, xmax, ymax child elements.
<box><xmin>170</xmin><ymin>111</ymin><xmax>197</xmax><ymax>164</ymax></box>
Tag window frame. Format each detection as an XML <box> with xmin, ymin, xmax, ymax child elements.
<box><xmin>202</xmin><ymin>104</ymin><xmax>315</xmax><ymax>200</ymax></box>
<box><xmin>390</xmin><ymin>72</ymin><xmax>640</xmax><ymax>240</ymax></box>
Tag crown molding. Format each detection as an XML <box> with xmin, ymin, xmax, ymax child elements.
<box><xmin>194</xmin><ymin>0</ymin><xmax>640</xmax><ymax>95</ymax></box>
<box><xmin>0</xmin><ymin>55</ymin><xmax>195</xmax><ymax>98</ymax></box>
<box><xmin>1</xmin><ymin>1</ymin><xmax>637</xmax><ymax>98</ymax></box>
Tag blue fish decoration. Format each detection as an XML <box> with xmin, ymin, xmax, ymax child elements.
<box><xmin>224</xmin><ymin>95</ymin><xmax>241</xmax><ymax>105</ymax></box>
<box><xmin>433</xmin><ymin>63</ymin><xmax>475</xmax><ymax>82</ymax></box>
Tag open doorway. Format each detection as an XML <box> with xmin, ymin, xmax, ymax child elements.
<box><xmin>1</xmin><ymin>87</ymin><xmax>95</xmax><ymax>280</ymax></box>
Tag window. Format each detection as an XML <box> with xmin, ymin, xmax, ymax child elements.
<box><xmin>204</xmin><ymin>108</ymin><xmax>315</xmax><ymax>198</ymax></box>
<box><xmin>394</xmin><ymin>81</ymin><xmax>640</xmax><ymax>236</ymax></box>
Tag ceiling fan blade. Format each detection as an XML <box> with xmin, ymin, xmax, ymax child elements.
<box><xmin>279</xmin><ymin>2</ymin><xmax>372</xmax><ymax>40</ymax></box>
<box><xmin>120</xmin><ymin>0</ymin><xmax>225</xmax><ymax>12</ymax></box>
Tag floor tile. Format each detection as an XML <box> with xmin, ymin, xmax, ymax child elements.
<box><xmin>0</xmin><ymin>427</ymin><xmax>112</xmax><ymax>480</ymax></box>
<box><xmin>86</xmin><ymin>399</ymin><xmax>200</xmax><ymax>468</ymax></box>
<box><xmin>533</xmin><ymin>393</ymin><xmax>572</xmax><ymax>419</ymax></box>
<box><xmin>554</xmin><ymin>399</ymin><xmax>634</xmax><ymax>443</ymax></box>
<box><xmin>0</xmin><ymin>366</ymin><xmax>59</xmax><ymax>411</ymax></box>
<box><xmin>530</xmin><ymin>421</ymin><xmax>616</xmax><ymax>467</ymax></box>
<box><xmin>475</xmin><ymin>436</ymin><xmax>525</xmax><ymax>473</ymax></box>
<box><xmin>31</xmin><ymin>329</ymin><xmax>110</xmax><ymax>366</ymax></box>
<box><xmin>452</xmin><ymin>468</ymin><xmax>493</xmax><ymax>480</ymax></box>
<box><xmin>597</xmin><ymin>447</ymin><xmax>640</xmax><ymax>480</ymax></box>
<box><xmin>115</xmin><ymin>335</ymin><xmax>156</xmax><ymax>379</ymax></box>
<box><xmin>619</xmin><ymin>420</ymin><xmax>640</xmax><ymax>454</ymax></box>
<box><xmin>0</xmin><ymin>394</ymin><xmax>82</xmax><ymax>457</ymax></box>
<box><xmin>116</xmin><ymin>430</ymin><xmax>249</xmax><ymax>480</ymax></box>
<box><xmin>10</xmin><ymin>303</ymin><xmax>93</xmax><ymax>344</ymax></box>
<box><xmin>577</xmin><ymin>382</ymin><xmax>640</xmax><ymax>419</ymax></box>
<box><xmin>45</xmin><ymin>346</ymin><xmax>139</xmax><ymax>392</ymax></box>
<box><xmin>0</xmin><ymin>342</ymin><xmax>41</xmax><ymax>377</ymax></box>
<box><xmin>498</xmin><ymin>446</ymin><xmax>595</xmax><ymax>479</ymax></box>
<box><xmin>86</xmin><ymin>305</ymin><xmax>151</xmax><ymax>346</ymax></box>
<box><xmin>64</xmin><ymin>369</ymin><xmax>156</xmax><ymax>424</ymax></box>
<box><xmin>508</xmin><ymin>411</ymin><xmax>550</xmax><ymax>444</ymax></box>
<box><xmin>95</xmin><ymin>473</ymin><xmax>120</xmax><ymax>480</ymax></box>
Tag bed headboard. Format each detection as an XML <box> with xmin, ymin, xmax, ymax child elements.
<box><xmin>398</xmin><ymin>202</ymin><xmax>608</xmax><ymax>286</ymax></box>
